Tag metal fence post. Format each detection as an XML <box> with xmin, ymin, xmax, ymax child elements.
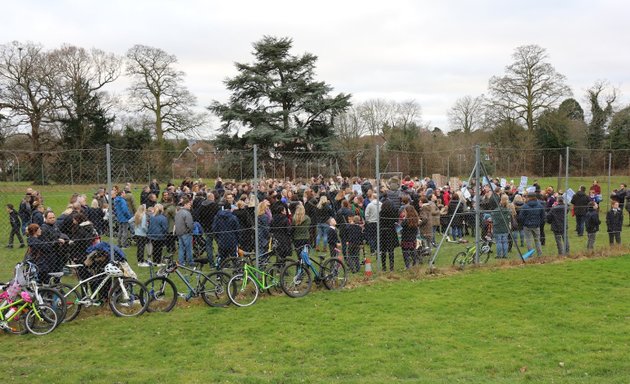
<box><xmin>474</xmin><ymin>145</ymin><xmax>481</xmax><ymax>264</ymax></box>
<box><xmin>106</xmin><ymin>144</ymin><xmax>114</xmax><ymax>262</ymax></box>
<box><xmin>564</xmin><ymin>147</ymin><xmax>569</xmax><ymax>254</ymax></box>
<box><xmin>608</xmin><ymin>152</ymin><xmax>612</xmax><ymax>212</ymax></box>
<box><xmin>376</xmin><ymin>145</ymin><xmax>381</xmax><ymax>272</ymax></box>
<box><xmin>254</xmin><ymin>145</ymin><xmax>259</xmax><ymax>269</ymax></box>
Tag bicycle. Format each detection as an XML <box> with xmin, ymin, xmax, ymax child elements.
<box><xmin>144</xmin><ymin>256</ymin><xmax>231</xmax><ymax>312</ymax></box>
<box><xmin>0</xmin><ymin>286</ymin><xmax>58</xmax><ymax>336</ymax></box>
<box><xmin>452</xmin><ymin>238</ymin><xmax>494</xmax><ymax>268</ymax></box>
<box><xmin>227</xmin><ymin>254</ymin><xmax>284</xmax><ymax>307</ymax></box>
<box><xmin>58</xmin><ymin>260</ymin><xmax>149</xmax><ymax>321</ymax></box>
<box><xmin>279</xmin><ymin>245</ymin><xmax>348</xmax><ymax>298</ymax></box>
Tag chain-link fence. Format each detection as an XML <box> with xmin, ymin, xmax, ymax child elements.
<box><xmin>2</xmin><ymin>144</ymin><xmax>630</xmax><ymax>281</ymax></box>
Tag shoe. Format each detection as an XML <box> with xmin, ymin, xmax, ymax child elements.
<box><xmin>19</xmin><ymin>244</ymin><xmax>25</xmax><ymax>248</ymax></box>
<box><xmin>137</xmin><ymin>262</ymin><xmax>150</xmax><ymax>267</ymax></box>
<box><xmin>5</xmin><ymin>245</ymin><xmax>13</xmax><ymax>248</ymax></box>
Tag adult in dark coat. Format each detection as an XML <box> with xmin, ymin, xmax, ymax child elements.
<box><xmin>25</xmin><ymin>224</ymin><xmax>55</xmax><ymax>284</ymax></box>
<box><xmin>212</xmin><ymin>204</ymin><xmax>241</xmax><ymax>261</ymax></box>
<box><xmin>40</xmin><ymin>210</ymin><xmax>71</xmax><ymax>274</ymax></box>
<box><xmin>546</xmin><ymin>197</ymin><xmax>569</xmax><ymax>255</ymax></box>
<box><xmin>197</xmin><ymin>194</ymin><xmax>220</xmax><ymax>264</ymax></box>
<box><xmin>233</xmin><ymin>202</ymin><xmax>255</xmax><ymax>252</ymax></box>
<box><xmin>605</xmin><ymin>201</ymin><xmax>623</xmax><ymax>245</ymax></box>
<box><xmin>379</xmin><ymin>199</ymin><xmax>399</xmax><ymax>272</ymax></box>
<box><xmin>270</xmin><ymin>204</ymin><xmax>292</xmax><ymax>260</ymax></box>
<box><xmin>570</xmin><ymin>186</ymin><xmax>591</xmax><ymax>237</ymax></box>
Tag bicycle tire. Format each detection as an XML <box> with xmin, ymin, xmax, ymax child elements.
<box><xmin>108</xmin><ymin>278</ymin><xmax>149</xmax><ymax>317</ymax></box>
<box><xmin>321</xmin><ymin>258</ymin><xmax>348</xmax><ymax>290</ymax></box>
<box><xmin>200</xmin><ymin>271</ymin><xmax>231</xmax><ymax>307</ymax></box>
<box><xmin>452</xmin><ymin>251</ymin><xmax>468</xmax><ymax>267</ymax></box>
<box><xmin>265</xmin><ymin>264</ymin><xmax>283</xmax><ymax>295</ymax></box>
<box><xmin>227</xmin><ymin>274</ymin><xmax>259</xmax><ymax>307</ymax></box>
<box><xmin>25</xmin><ymin>305</ymin><xmax>58</xmax><ymax>336</ymax></box>
<box><xmin>38</xmin><ymin>287</ymin><xmax>67</xmax><ymax>325</ymax></box>
<box><xmin>280</xmin><ymin>261</ymin><xmax>312</xmax><ymax>298</ymax></box>
<box><xmin>145</xmin><ymin>276</ymin><xmax>177</xmax><ymax>312</ymax></box>
<box><xmin>481</xmin><ymin>249</ymin><xmax>492</xmax><ymax>264</ymax></box>
<box><xmin>219</xmin><ymin>256</ymin><xmax>243</xmax><ymax>273</ymax></box>
<box><xmin>4</xmin><ymin>310</ymin><xmax>28</xmax><ymax>335</ymax></box>
<box><xmin>56</xmin><ymin>283</ymin><xmax>81</xmax><ymax>323</ymax></box>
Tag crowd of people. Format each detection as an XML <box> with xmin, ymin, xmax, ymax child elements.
<box><xmin>6</xmin><ymin>175</ymin><xmax>630</xmax><ymax>280</ymax></box>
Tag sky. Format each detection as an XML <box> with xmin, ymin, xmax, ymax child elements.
<box><xmin>3</xmin><ymin>0</ymin><xmax>630</xmax><ymax>136</ymax></box>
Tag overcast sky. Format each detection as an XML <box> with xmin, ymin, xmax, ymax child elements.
<box><xmin>3</xmin><ymin>0</ymin><xmax>630</xmax><ymax>136</ymax></box>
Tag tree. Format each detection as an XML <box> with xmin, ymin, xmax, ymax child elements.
<box><xmin>585</xmin><ymin>80</ymin><xmax>617</xmax><ymax>149</ymax></box>
<box><xmin>126</xmin><ymin>44</ymin><xmax>206</xmax><ymax>146</ymax></box>
<box><xmin>0</xmin><ymin>41</ymin><xmax>56</xmax><ymax>152</ymax></box>
<box><xmin>210</xmin><ymin>36</ymin><xmax>351</xmax><ymax>153</ymax></box>
<box><xmin>447</xmin><ymin>95</ymin><xmax>485</xmax><ymax>134</ymax></box>
<box><xmin>488</xmin><ymin>45</ymin><xmax>572</xmax><ymax>131</ymax></box>
<box><xmin>608</xmin><ymin>106</ymin><xmax>630</xmax><ymax>150</ymax></box>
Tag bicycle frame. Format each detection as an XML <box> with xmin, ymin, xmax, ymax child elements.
<box><xmin>0</xmin><ymin>298</ymin><xmax>30</xmax><ymax>323</ymax></box>
<box><xmin>64</xmin><ymin>268</ymin><xmax>128</xmax><ymax>304</ymax></box>
<box><xmin>242</xmin><ymin>263</ymin><xmax>276</xmax><ymax>291</ymax></box>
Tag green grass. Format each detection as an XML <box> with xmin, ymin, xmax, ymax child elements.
<box><xmin>1</xmin><ymin>255</ymin><xmax>629</xmax><ymax>383</ymax></box>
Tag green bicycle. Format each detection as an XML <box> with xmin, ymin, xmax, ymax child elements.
<box><xmin>0</xmin><ymin>290</ymin><xmax>58</xmax><ymax>336</ymax></box>
<box><xmin>227</xmin><ymin>256</ymin><xmax>284</xmax><ymax>307</ymax></box>
<box><xmin>452</xmin><ymin>238</ymin><xmax>494</xmax><ymax>268</ymax></box>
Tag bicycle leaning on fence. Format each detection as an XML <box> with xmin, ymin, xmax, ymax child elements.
<box><xmin>452</xmin><ymin>238</ymin><xmax>494</xmax><ymax>268</ymax></box>
<box><xmin>279</xmin><ymin>245</ymin><xmax>348</xmax><ymax>298</ymax></box>
<box><xmin>144</xmin><ymin>256</ymin><xmax>232</xmax><ymax>312</ymax></box>
<box><xmin>227</xmin><ymin>254</ymin><xmax>284</xmax><ymax>307</ymax></box>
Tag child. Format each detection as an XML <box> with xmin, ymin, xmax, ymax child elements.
<box><xmin>326</xmin><ymin>217</ymin><xmax>341</xmax><ymax>259</ymax></box>
<box><xmin>584</xmin><ymin>201</ymin><xmax>600</xmax><ymax>251</ymax></box>
<box><xmin>344</xmin><ymin>215</ymin><xmax>364</xmax><ymax>273</ymax></box>
<box><xmin>605</xmin><ymin>201</ymin><xmax>623</xmax><ymax>246</ymax></box>
<box><xmin>400</xmin><ymin>205</ymin><xmax>419</xmax><ymax>269</ymax></box>
<box><xmin>6</xmin><ymin>204</ymin><xmax>25</xmax><ymax>248</ymax></box>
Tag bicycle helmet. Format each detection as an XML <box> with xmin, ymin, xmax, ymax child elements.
<box><xmin>104</xmin><ymin>263</ymin><xmax>123</xmax><ymax>277</ymax></box>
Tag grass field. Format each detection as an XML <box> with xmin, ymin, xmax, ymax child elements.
<box><xmin>1</xmin><ymin>254</ymin><xmax>628</xmax><ymax>383</ymax></box>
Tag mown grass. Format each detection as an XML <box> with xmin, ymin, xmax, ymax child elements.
<box><xmin>1</xmin><ymin>255</ymin><xmax>629</xmax><ymax>383</ymax></box>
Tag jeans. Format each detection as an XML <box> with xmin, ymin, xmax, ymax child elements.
<box><xmin>205</xmin><ymin>233</ymin><xmax>214</xmax><ymax>265</ymax></box>
<box><xmin>316</xmin><ymin>223</ymin><xmax>329</xmax><ymax>250</ymax></box>
<box><xmin>575</xmin><ymin>214</ymin><xmax>586</xmax><ymax>236</ymax></box>
<box><xmin>553</xmin><ymin>233</ymin><xmax>569</xmax><ymax>255</ymax></box>
<box><xmin>512</xmin><ymin>229</ymin><xmax>525</xmax><ymax>246</ymax></box>
<box><xmin>494</xmin><ymin>233</ymin><xmax>509</xmax><ymax>258</ymax></box>
<box><xmin>524</xmin><ymin>226</ymin><xmax>543</xmax><ymax>256</ymax></box>
<box><xmin>117</xmin><ymin>222</ymin><xmax>130</xmax><ymax>248</ymax></box>
<box><xmin>451</xmin><ymin>226</ymin><xmax>463</xmax><ymax>239</ymax></box>
<box><xmin>178</xmin><ymin>233</ymin><xmax>193</xmax><ymax>265</ymax></box>
<box><xmin>586</xmin><ymin>232</ymin><xmax>596</xmax><ymax>250</ymax></box>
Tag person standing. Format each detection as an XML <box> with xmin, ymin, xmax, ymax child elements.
<box><xmin>18</xmin><ymin>194</ymin><xmax>32</xmax><ymax>235</ymax></box>
<box><xmin>379</xmin><ymin>199</ymin><xmax>400</xmax><ymax>271</ymax></box>
<box><xmin>518</xmin><ymin>194</ymin><xmax>545</xmax><ymax>257</ymax></box>
<box><xmin>546</xmin><ymin>196</ymin><xmax>569</xmax><ymax>255</ymax></box>
<box><xmin>133</xmin><ymin>205</ymin><xmax>150</xmax><ymax>267</ymax></box>
<box><xmin>291</xmin><ymin>204</ymin><xmax>311</xmax><ymax>257</ymax></box>
<box><xmin>113</xmin><ymin>190</ymin><xmax>132</xmax><ymax>248</ymax></box>
<box><xmin>400</xmin><ymin>205</ymin><xmax>419</xmax><ymax>269</ymax></box>
<box><xmin>492</xmin><ymin>197</ymin><xmax>512</xmax><ymax>258</ymax></box>
<box><xmin>570</xmin><ymin>186</ymin><xmax>590</xmax><ymax>237</ymax></box>
<box><xmin>606</xmin><ymin>201</ymin><xmax>623</xmax><ymax>246</ymax></box>
<box><xmin>147</xmin><ymin>204</ymin><xmax>168</xmax><ymax>265</ymax></box>
<box><xmin>6</xmin><ymin>204</ymin><xmax>24</xmax><ymax>248</ymax></box>
<box><xmin>584</xmin><ymin>202</ymin><xmax>600</xmax><ymax>251</ymax></box>
<box><xmin>175</xmin><ymin>198</ymin><xmax>194</xmax><ymax>266</ymax></box>
<box><xmin>364</xmin><ymin>195</ymin><xmax>380</xmax><ymax>255</ymax></box>
<box><xmin>212</xmin><ymin>203</ymin><xmax>241</xmax><ymax>263</ymax></box>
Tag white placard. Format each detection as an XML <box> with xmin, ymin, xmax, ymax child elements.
<box><xmin>564</xmin><ymin>188</ymin><xmax>575</xmax><ymax>202</ymax></box>
<box><xmin>500</xmin><ymin>178</ymin><xmax>507</xmax><ymax>187</ymax></box>
<box><xmin>352</xmin><ymin>184</ymin><xmax>362</xmax><ymax>194</ymax></box>
<box><xmin>520</xmin><ymin>176</ymin><xmax>528</xmax><ymax>187</ymax></box>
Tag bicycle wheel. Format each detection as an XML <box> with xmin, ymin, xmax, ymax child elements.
<box><xmin>4</xmin><ymin>310</ymin><xmax>28</xmax><ymax>335</ymax></box>
<box><xmin>38</xmin><ymin>287</ymin><xmax>67</xmax><ymax>325</ymax></box>
<box><xmin>481</xmin><ymin>250</ymin><xmax>492</xmax><ymax>264</ymax></box>
<box><xmin>227</xmin><ymin>274</ymin><xmax>259</xmax><ymax>307</ymax></box>
<box><xmin>56</xmin><ymin>283</ymin><xmax>82</xmax><ymax>323</ymax></box>
<box><xmin>25</xmin><ymin>305</ymin><xmax>58</xmax><ymax>336</ymax></box>
<box><xmin>452</xmin><ymin>251</ymin><xmax>468</xmax><ymax>267</ymax></box>
<box><xmin>200</xmin><ymin>271</ymin><xmax>231</xmax><ymax>307</ymax></box>
<box><xmin>145</xmin><ymin>276</ymin><xmax>177</xmax><ymax>312</ymax></box>
<box><xmin>280</xmin><ymin>261</ymin><xmax>312</xmax><ymax>298</ymax></box>
<box><xmin>219</xmin><ymin>257</ymin><xmax>244</xmax><ymax>274</ymax></box>
<box><xmin>108</xmin><ymin>278</ymin><xmax>149</xmax><ymax>317</ymax></box>
<box><xmin>265</xmin><ymin>264</ymin><xmax>283</xmax><ymax>295</ymax></box>
<box><xmin>321</xmin><ymin>258</ymin><xmax>348</xmax><ymax>290</ymax></box>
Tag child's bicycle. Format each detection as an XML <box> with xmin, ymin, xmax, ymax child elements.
<box><xmin>227</xmin><ymin>254</ymin><xmax>284</xmax><ymax>307</ymax></box>
<box><xmin>452</xmin><ymin>238</ymin><xmax>494</xmax><ymax>268</ymax></box>
<box><xmin>279</xmin><ymin>245</ymin><xmax>348</xmax><ymax>298</ymax></box>
<box><xmin>0</xmin><ymin>285</ymin><xmax>59</xmax><ymax>336</ymax></box>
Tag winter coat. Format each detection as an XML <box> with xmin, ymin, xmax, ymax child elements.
<box><xmin>197</xmin><ymin>199</ymin><xmax>219</xmax><ymax>234</ymax></box>
<box><xmin>315</xmin><ymin>204</ymin><xmax>334</xmax><ymax>225</ymax></box>
<box><xmin>518</xmin><ymin>199</ymin><xmax>545</xmax><ymax>228</ymax></box>
<box><xmin>545</xmin><ymin>203</ymin><xmax>568</xmax><ymax>235</ymax></box>
<box><xmin>570</xmin><ymin>191</ymin><xmax>591</xmax><ymax>216</ymax></box>
<box><xmin>113</xmin><ymin>196</ymin><xmax>132</xmax><ymax>223</ymax></box>
<box><xmin>174</xmin><ymin>207</ymin><xmax>194</xmax><ymax>236</ymax></box>
<box><xmin>584</xmin><ymin>208</ymin><xmax>600</xmax><ymax>234</ymax></box>
<box><xmin>270</xmin><ymin>214</ymin><xmax>292</xmax><ymax>256</ymax></box>
<box><xmin>419</xmin><ymin>204</ymin><xmax>433</xmax><ymax>238</ymax></box>
<box><xmin>491</xmin><ymin>207</ymin><xmax>512</xmax><ymax>235</ymax></box>
<box><xmin>212</xmin><ymin>210</ymin><xmax>240</xmax><ymax>251</ymax></box>
<box><xmin>605</xmin><ymin>208</ymin><xmax>623</xmax><ymax>233</ymax></box>
<box><xmin>147</xmin><ymin>213</ymin><xmax>168</xmax><ymax>241</ymax></box>
<box><xmin>292</xmin><ymin>215</ymin><xmax>311</xmax><ymax>242</ymax></box>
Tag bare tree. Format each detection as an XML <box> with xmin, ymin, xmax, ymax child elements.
<box><xmin>488</xmin><ymin>45</ymin><xmax>572</xmax><ymax>131</ymax></box>
<box><xmin>447</xmin><ymin>95</ymin><xmax>485</xmax><ymax>134</ymax></box>
<box><xmin>126</xmin><ymin>44</ymin><xmax>207</xmax><ymax>145</ymax></box>
<box><xmin>0</xmin><ymin>41</ymin><xmax>56</xmax><ymax>152</ymax></box>
<box><xmin>585</xmin><ymin>80</ymin><xmax>617</xmax><ymax>149</ymax></box>
<box><xmin>357</xmin><ymin>99</ymin><xmax>393</xmax><ymax>139</ymax></box>
<box><xmin>392</xmin><ymin>100</ymin><xmax>422</xmax><ymax>130</ymax></box>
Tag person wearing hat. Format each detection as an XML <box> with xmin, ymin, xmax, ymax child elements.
<box><xmin>384</xmin><ymin>177</ymin><xmax>402</xmax><ymax>211</ymax></box>
<box><xmin>546</xmin><ymin>196</ymin><xmax>569</xmax><ymax>255</ymax></box>
<box><xmin>517</xmin><ymin>193</ymin><xmax>545</xmax><ymax>257</ymax></box>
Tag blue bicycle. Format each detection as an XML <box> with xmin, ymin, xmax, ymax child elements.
<box><xmin>279</xmin><ymin>245</ymin><xmax>348</xmax><ymax>298</ymax></box>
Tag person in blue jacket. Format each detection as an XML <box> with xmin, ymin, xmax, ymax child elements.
<box><xmin>212</xmin><ymin>203</ymin><xmax>241</xmax><ymax>263</ymax></box>
<box><xmin>147</xmin><ymin>204</ymin><xmax>168</xmax><ymax>264</ymax></box>
<box><xmin>518</xmin><ymin>193</ymin><xmax>546</xmax><ymax>257</ymax></box>
<box><xmin>113</xmin><ymin>190</ymin><xmax>132</xmax><ymax>248</ymax></box>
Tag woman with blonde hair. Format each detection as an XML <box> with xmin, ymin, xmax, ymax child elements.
<box><xmin>147</xmin><ymin>204</ymin><xmax>168</xmax><ymax>264</ymax></box>
<box><xmin>292</xmin><ymin>203</ymin><xmax>311</xmax><ymax>256</ymax></box>
<box><xmin>133</xmin><ymin>204</ymin><xmax>150</xmax><ymax>266</ymax></box>
<box><xmin>257</xmin><ymin>200</ymin><xmax>271</xmax><ymax>253</ymax></box>
<box><xmin>315</xmin><ymin>195</ymin><xmax>334</xmax><ymax>251</ymax></box>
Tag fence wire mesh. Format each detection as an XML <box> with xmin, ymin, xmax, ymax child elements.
<box><xmin>2</xmin><ymin>144</ymin><xmax>630</xmax><ymax>281</ymax></box>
